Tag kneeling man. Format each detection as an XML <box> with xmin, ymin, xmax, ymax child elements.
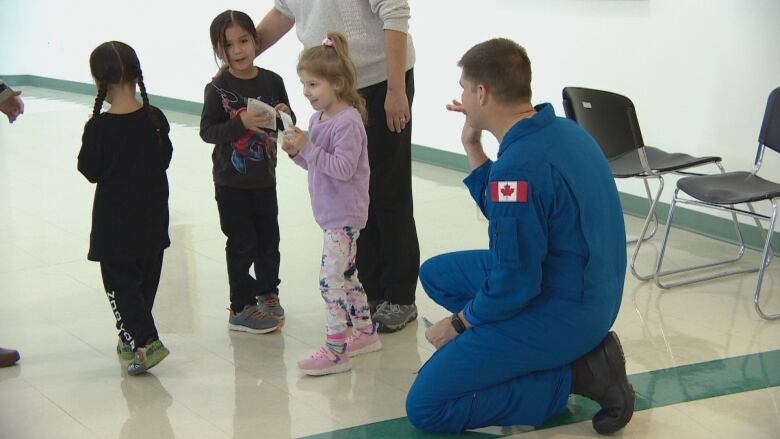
<box><xmin>405</xmin><ymin>38</ymin><xmax>634</xmax><ymax>435</ymax></box>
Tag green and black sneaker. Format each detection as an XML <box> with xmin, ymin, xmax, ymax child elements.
<box><xmin>127</xmin><ymin>340</ymin><xmax>170</xmax><ymax>376</ymax></box>
<box><xmin>116</xmin><ymin>340</ymin><xmax>134</xmax><ymax>361</ymax></box>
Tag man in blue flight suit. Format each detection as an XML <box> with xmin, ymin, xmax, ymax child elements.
<box><xmin>405</xmin><ymin>38</ymin><xmax>634</xmax><ymax>434</ymax></box>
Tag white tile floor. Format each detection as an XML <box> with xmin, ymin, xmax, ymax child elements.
<box><xmin>0</xmin><ymin>87</ymin><xmax>778</xmax><ymax>438</ymax></box>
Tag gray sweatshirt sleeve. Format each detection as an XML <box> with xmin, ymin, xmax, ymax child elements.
<box><xmin>369</xmin><ymin>0</ymin><xmax>411</xmax><ymax>33</ymax></box>
<box><xmin>274</xmin><ymin>0</ymin><xmax>295</xmax><ymax>20</ymax></box>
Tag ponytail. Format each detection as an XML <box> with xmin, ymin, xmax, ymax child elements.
<box><xmin>298</xmin><ymin>32</ymin><xmax>367</xmax><ymax>123</ymax></box>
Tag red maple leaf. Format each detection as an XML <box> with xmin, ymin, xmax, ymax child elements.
<box><xmin>501</xmin><ymin>184</ymin><xmax>515</xmax><ymax>198</ymax></box>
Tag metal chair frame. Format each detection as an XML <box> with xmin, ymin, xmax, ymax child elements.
<box><xmin>655</xmin><ymin>141</ymin><xmax>778</xmax><ymax>320</ymax></box>
<box><xmin>562</xmin><ymin>87</ymin><xmax>735</xmax><ymax>281</ymax></box>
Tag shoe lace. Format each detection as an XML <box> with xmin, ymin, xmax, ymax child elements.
<box><xmin>347</xmin><ymin>324</ymin><xmax>376</xmax><ymax>343</ymax></box>
<box><xmin>134</xmin><ymin>348</ymin><xmax>147</xmax><ymax>363</ymax></box>
<box><xmin>231</xmin><ymin>306</ymin><xmax>269</xmax><ymax>319</ymax></box>
<box><xmin>262</xmin><ymin>296</ymin><xmax>279</xmax><ymax>308</ymax></box>
<box><xmin>252</xmin><ymin>309</ymin><xmax>269</xmax><ymax>318</ymax></box>
<box><xmin>375</xmin><ymin>302</ymin><xmax>401</xmax><ymax>317</ymax></box>
<box><xmin>311</xmin><ymin>346</ymin><xmax>337</xmax><ymax>360</ymax></box>
<box><xmin>346</xmin><ymin>331</ymin><xmax>364</xmax><ymax>343</ymax></box>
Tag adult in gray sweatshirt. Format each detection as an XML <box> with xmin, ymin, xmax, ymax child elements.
<box><xmin>256</xmin><ymin>0</ymin><xmax>420</xmax><ymax>334</ymax></box>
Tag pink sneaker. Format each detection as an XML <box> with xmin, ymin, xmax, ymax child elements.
<box><xmin>346</xmin><ymin>328</ymin><xmax>382</xmax><ymax>358</ymax></box>
<box><xmin>298</xmin><ymin>346</ymin><xmax>352</xmax><ymax>376</ymax></box>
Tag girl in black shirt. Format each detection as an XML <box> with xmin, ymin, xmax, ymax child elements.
<box><xmin>200</xmin><ymin>10</ymin><xmax>295</xmax><ymax>333</ymax></box>
<box><xmin>78</xmin><ymin>41</ymin><xmax>173</xmax><ymax>376</ymax></box>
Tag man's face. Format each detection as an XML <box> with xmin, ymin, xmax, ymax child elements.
<box><xmin>459</xmin><ymin>73</ymin><xmax>482</xmax><ymax>129</ymax></box>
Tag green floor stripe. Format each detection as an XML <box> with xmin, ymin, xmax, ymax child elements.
<box><xmin>302</xmin><ymin>418</ymin><xmax>500</xmax><ymax>439</ymax></box>
<box><xmin>301</xmin><ymin>349</ymin><xmax>780</xmax><ymax>438</ymax></box>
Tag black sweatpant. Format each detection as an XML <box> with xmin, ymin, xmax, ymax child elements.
<box><xmin>356</xmin><ymin>69</ymin><xmax>420</xmax><ymax>305</ymax></box>
<box><xmin>215</xmin><ymin>184</ymin><xmax>281</xmax><ymax>312</ymax></box>
<box><xmin>100</xmin><ymin>252</ymin><xmax>164</xmax><ymax>351</ymax></box>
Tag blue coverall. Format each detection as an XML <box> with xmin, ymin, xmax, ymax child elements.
<box><xmin>406</xmin><ymin>103</ymin><xmax>627</xmax><ymax>433</ymax></box>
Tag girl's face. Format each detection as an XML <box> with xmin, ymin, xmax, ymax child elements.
<box><xmin>222</xmin><ymin>24</ymin><xmax>257</xmax><ymax>78</ymax></box>
<box><xmin>299</xmin><ymin>70</ymin><xmax>341</xmax><ymax>116</ymax></box>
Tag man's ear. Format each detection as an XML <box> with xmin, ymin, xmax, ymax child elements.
<box><xmin>477</xmin><ymin>84</ymin><xmax>488</xmax><ymax>106</ymax></box>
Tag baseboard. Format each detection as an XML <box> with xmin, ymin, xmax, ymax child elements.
<box><xmin>5</xmin><ymin>74</ymin><xmax>777</xmax><ymax>255</ymax></box>
<box><xmin>3</xmin><ymin>74</ymin><xmax>204</xmax><ymax>114</ymax></box>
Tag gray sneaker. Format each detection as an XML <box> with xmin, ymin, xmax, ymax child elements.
<box><xmin>373</xmin><ymin>302</ymin><xmax>418</xmax><ymax>333</ymax></box>
<box><xmin>229</xmin><ymin>305</ymin><xmax>282</xmax><ymax>334</ymax></box>
<box><xmin>258</xmin><ymin>293</ymin><xmax>285</xmax><ymax>320</ymax></box>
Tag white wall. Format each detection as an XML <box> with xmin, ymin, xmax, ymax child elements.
<box><xmin>2</xmin><ymin>0</ymin><xmax>779</xmax><ymax>218</ymax></box>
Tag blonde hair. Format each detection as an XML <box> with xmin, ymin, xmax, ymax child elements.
<box><xmin>297</xmin><ymin>32</ymin><xmax>367</xmax><ymax>123</ymax></box>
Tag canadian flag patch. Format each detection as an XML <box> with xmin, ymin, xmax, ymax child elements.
<box><xmin>490</xmin><ymin>181</ymin><xmax>528</xmax><ymax>203</ymax></box>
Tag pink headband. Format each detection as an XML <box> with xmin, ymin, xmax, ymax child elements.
<box><xmin>322</xmin><ymin>36</ymin><xmax>334</xmax><ymax>47</ymax></box>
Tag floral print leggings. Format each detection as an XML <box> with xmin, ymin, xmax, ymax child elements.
<box><xmin>320</xmin><ymin>227</ymin><xmax>373</xmax><ymax>337</ymax></box>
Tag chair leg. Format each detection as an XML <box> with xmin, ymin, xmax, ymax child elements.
<box><xmin>654</xmin><ymin>206</ymin><xmax>759</xmax><ymax>289</ymax></box>
<box><xmin>653</xmin><ymin>156</ymin><xmax>765</xmax><ymax>286</ymax></box>
<box><xmin>747</xmin><ymin>202</ymin><xmax>775</xmax><ymax>268</ymax></box>
<box><xmin>654</xmin><ymin>189</ymin><xmax>756</xmax><ymax>288</ymax></box>
<box><xmin>754</xmin><ymin>200</ymin><xmax>778</xmax><ymax>320</ymax></box>
<box><xmin>627</xmin><ymin>179</ymin><xmax>659</xmax><ymax>244</ymax></box>
<box><xmin>630</xmin><ymin>175</ymin><xmax>664</xmax><ymax>281</ymax></box>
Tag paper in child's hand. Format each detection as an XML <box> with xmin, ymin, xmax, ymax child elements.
<box><xmin>247</xmin><ymin>98</ymin><xmax>277</xmax><ymax>130</ymax></box>
<box><xmin>279</xmin><ymin>111</ymin><xmax>295</xmax><ymax>131</ymax></box>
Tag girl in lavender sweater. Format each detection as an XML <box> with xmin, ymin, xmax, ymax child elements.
<box><xmin>282</xmin><ymin>32</ymin><xmax>381</xmax><ymax>376</ymax></box>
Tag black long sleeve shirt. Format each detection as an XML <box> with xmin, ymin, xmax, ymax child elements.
<box><xmin>200</xmin><ymin>68</ymin><xmax>295</xmax><ymax>189</ymax></box>
<box><xmin>78</xmin><ymin>106</ymin><xmax>173</xmax><ymax>262</ymax></box>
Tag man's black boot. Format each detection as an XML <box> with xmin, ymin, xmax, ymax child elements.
<box><xmin>571</xmin><ymin>331</ymin><xmax>634</xmax><ymax>434</ymax></box>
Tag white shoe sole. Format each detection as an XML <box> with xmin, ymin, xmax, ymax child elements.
<box><xmin>347</xmin><ymin>340</ymin><xmax>382</xmax><ymax>358</ymax></box>
<box><xmin>298</xmin><ymin>362</ymin><xmax>352</xmax><ymax>376</ymax></box>
<box><xmin>228</xmin><ymin>322</ymin><xmax>281</xmax><ymax>334</ymax></box>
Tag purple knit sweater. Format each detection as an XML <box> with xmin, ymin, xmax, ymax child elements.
<box><xmin>292</xmin><ymin>107</ymin><xmax>369</xmax><ymax>230</ymax></box>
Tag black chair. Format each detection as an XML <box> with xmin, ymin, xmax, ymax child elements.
<box><xmin>655</xmin><ymin>87</ymin><xmax>780</xmax><ymax>320</ymax></box>
<box><xmin>562</xmin><ymin>87</ymin><xmax>729</xmax><ymax>281</ymax></box>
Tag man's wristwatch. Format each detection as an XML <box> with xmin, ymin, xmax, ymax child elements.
<box><xmin>451</xmin><ymin>313</ymin><xmax>467</xmax><ymax>334</ymax></box>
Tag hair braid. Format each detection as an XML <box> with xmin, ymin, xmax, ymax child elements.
<box><xmin>92</xmin><ymin>83</ymin><xmax>107</xmax><ymax>117</ymax></box>
<box><xmin>137</xmin><ymin>71</ymin><xmax>163</xmax><ymax>144</ymax></box>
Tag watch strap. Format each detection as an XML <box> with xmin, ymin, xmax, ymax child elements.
<box><xmin>451</xmin><ymin>313</ymin><xmax>466</xmax><ymax>334</ymax></box>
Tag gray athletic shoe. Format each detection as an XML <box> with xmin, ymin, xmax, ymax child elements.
<box><xmin>257</xmin><ymin>293</ymin><xmax>285</xmax><ymax>320</ymax></box>
<box><xmin>373</xmin><ymin>302</ymin><xmax>418</xmax><ymax>333</ymax></box>
<box><xmin>229</xmin><ymin>305</ymin><xmax>282</xmax><ymax>334</ymax></box>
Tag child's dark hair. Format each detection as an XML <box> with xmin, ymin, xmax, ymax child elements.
<box><xmin>210</xmin><ymin>10</ymin><xmax>258</xmax><ymax>67</ymax></box>
<box><xmin>297</xmin><ymin>32</ymin><xmax>367</xmax><ymax>123</ymax></box>
<box><xmin>89</xmin><ymin>41</ymin><xmax>162</xmax><ymax>137</ymax></box>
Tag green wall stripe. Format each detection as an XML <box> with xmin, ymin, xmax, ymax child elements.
<box><xmin>620</xmin><ymin>192</ymin><xmax>780</xmax><ymax>257</ymax></box>
<box><xmin>4</xmin><ymin>74</ymin><xmax>778</xmax><ymax>256</ymax></box>
<box><xmin>411</xmin><ymin>143</ymin><xmax>469</xmax><ymax>172</ymax></box>
<box><xmin>302</xmin><ymin>349</ymin><xmax>780</xmax><ymax>438</ymax></box>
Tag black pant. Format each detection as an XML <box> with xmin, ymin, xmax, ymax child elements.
<box><xmin>215</xmin><ymin>184</ymin><xmax>281</xmax><ymax>312</ymax></box>
<box><xmin>356</xmin><ymin>69</ymin><xmax>420</xmax><ymax>305</ymax></box>
<box><xmin>100</xmin><ymin>252</ymin><xmax>164</xmax><ymax>350</ymax></box>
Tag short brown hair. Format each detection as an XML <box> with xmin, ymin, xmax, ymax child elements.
<box><xmin>458</xmin><ymin>38</ymin><xmax>532</xmax><ymax>104</ymax></box>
